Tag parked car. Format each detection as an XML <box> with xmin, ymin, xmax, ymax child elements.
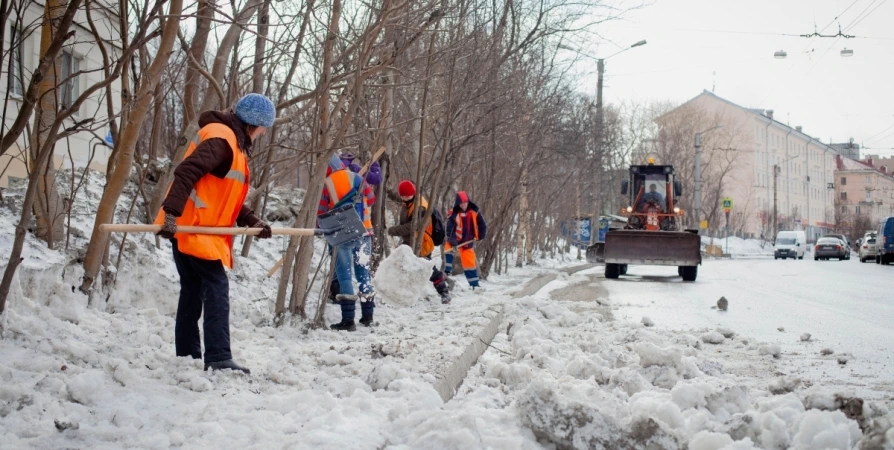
<box><xmin>859</xmin><ymin>236</ymin><xmax>878</xmax><ymax>263</ymax></box>
<box><xmin>877</xmin><ymin>217</ymin><xmax>894</xmax><ymax>264</ymax></box>
<box><xmin>774</xmin><ymin>230</ymin><xmax>807</xmax><ymax>260</ymax></box>
<box><xmin>823</xmin><ymin>233</ymin><xmax>852</xmax><ymax>248</ymax></box>
<box><xmin>815</xmin><ymin>237</ymin><xmax>848</xmax><ymax>261</ymax></box>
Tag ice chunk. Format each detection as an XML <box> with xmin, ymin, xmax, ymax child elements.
<box><xmin>791</xmin><ymin>410</ymin><xmax>861</xmax><ymax>449</ymax></box>
<box><xmin>66</xmin><ymin>370</ymin><xmax>106</xmax><ymax>405</ymax></box>
<box><xmin>373</xmin><ymin>245</ymin><xmax>435</xmax><ymax>307</ymax></box>
<box><xmin>702</xmin><ymin>332</ymin><xmax>725</xmax><ymax>345</ymax></box>
<box><xmin>759</xmin><ymin>344</ymin><xmax>781</xmax><ymax>358</ymax></box>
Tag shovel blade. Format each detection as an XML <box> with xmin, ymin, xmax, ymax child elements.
<box><xmin>318</xmin><ymin>204</ymin><xmax>367</xmax><ymax>247</ymax></box>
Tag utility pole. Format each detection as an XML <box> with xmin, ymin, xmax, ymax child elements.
<box><xmin>595</xmin><ymin>58</ymin><xmax>604</xmax><ymax>217</ymax></box>
<box><xmin>694</xmin><ymin>133</ymin><xmax>703</xmax><ymax>231</ymax></box>
<box><xmin>773</xmin><ymin>164</ymin><xmax>779</xmax><ymax>235</ymax></box>
<box><xmin>596</xmin><ymin>58</ymin><xmax>604</xmax><ymax>133</ymax></box>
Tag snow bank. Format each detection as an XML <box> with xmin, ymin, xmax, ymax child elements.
<box><xmin>702</xmin><ymin>236</ymin><xmax>773</xmax><ymax>258</ymax></box>
<box><xmin>440</xmin><ymin>296</ymin><xmax>882</xmax><ymax>450</ymax></box>
<box><xmin>373</xmin><ymin>244</ymin><xmax>436</xmax><ymax>307</ymax></box>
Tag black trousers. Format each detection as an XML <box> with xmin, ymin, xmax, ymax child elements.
<box><xmin>171</xmin><ymin>240</ymin><xmax>232</xmax><ymax>363</ymax></box>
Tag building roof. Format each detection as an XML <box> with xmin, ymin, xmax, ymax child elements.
<box><xmin>835</xmin><ymin>155</ymin><xmax>894</xmax><ymax>183</ymax></box>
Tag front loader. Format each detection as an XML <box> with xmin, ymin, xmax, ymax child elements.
<box><xmin>601</xmin><ymin>160</ymin><xmax>701</xmax><ymax>281</ymax></box>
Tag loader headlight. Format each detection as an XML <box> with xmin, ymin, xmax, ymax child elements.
<box><xmin>673</xmin><ymin>207</ymin><xmax>680</xmax><ymax>214</ymax></box>
<box><xmin>626</xmin><ymin>206</ymin><xmax>633</xmax><ymax>213</ymax></box>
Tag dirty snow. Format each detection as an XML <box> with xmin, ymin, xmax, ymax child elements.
<box><xmin>0</xmin><ymin>169</ymin><xmax>892</xmax><ymax>449</ymax></box>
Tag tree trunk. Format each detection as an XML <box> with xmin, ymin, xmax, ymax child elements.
<box><xmin>275</xmin><ymin>0</ymin><xmax>341</xmax><ymax>321</ymax></box>
<box><xmin>239</xmin><ymin>0</ymin><xmax>272</xmax><ymax>257</ymax></box>
<box><xmin>29</xmin><ymin>0</ymin><xmax>69</xmax><ymax>247</ymax></box>
<box><xmin>515</xmin><ymin>164</ymin><xmax>528</xmax><ymax>267</ymax></box>
<box><xmin>79</xmin><ymin>0</ymin><xmax>184</xmax><ymax>294</ymax></box>
<box><xmin>147</xmin><ymin>0</ymin><xmax>262</xmax><ymax>222</ymax></box>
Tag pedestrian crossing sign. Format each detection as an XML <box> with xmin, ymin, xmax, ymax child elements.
<box><xmin>722</xmin><ymin>197</ymin><xmax>733</xmax><ymax>213</ymax></box>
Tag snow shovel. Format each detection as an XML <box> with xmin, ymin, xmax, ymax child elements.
<box><xmin>264</xmin><ymin>203</ymin><xmax>369</xmax><ymax>277</ymax></box>
<box><xmin>99</xmin><ymin>204</ymin><xmax>366</xmax><ymax>248</ymax></box>
<box><xmin>266</xmin><ymin>149</ymin><xmax>385</xmax><ymax>277</ymax></box>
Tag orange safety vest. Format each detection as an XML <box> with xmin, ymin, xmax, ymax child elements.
<box><xmin>155</xmin><ymin>123</ymin><xmax>249</xmax><ymax>268</ymax></box>
<box><xmin>406</xmin><ymin>197</ymin><xmax>435</xmax><ymax>257</ymax></box>
<box><xmin>453</xmin><ymin>210</ymin><xmax>480</xmax><ymax>243</ymax></box>
<box><xmin>324</xmin><ymin>169</ymin><xmax>372</xmax><ymax>230</ymax></box>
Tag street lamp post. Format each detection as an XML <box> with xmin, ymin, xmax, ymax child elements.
<box><xmin>596</xmin><ymin>40</ymin><xmax>648</xmax><ymax>146</ymax></box>
<box><xmin>592</xmin><ymin>39</ymin><xmax>646</xmax><ymax>215</ymax></box>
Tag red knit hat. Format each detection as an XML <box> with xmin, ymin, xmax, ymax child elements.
<box><xmin>398</xmin><ymin>180</ymin><xmax>416</xmax><ymax>197</ymax></box>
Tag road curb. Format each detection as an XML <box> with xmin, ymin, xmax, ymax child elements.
<box><xmin>562</xmin><ymin>263</ymin><xmax>596</xmax><ymax>275</ymax></box>
<box><xmin>511</xmin><ymin>273</ymin><xmax>557</xmax><ymax>298</ymax></box>
<box><xmin>433</xmin><ymin>303</ymin><xmax>504</xmax><ymax>402</ymax></box>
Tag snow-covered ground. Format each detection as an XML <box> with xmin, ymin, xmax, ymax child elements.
<box><xmin>1</xmin><ymin>170</ymin><xmax>892</xmax><ymax>449</ymax></box>
<box><xmin>702</xmin><ymin>237</ymin><xmax>774</xmax><ymax>258</ymax></box>
<box><xmin>605</xmin><ymin>258</ymin><xmax>894</xmax><ymax>409</ymax></box>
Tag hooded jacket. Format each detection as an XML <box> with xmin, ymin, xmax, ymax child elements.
<box><xmin>446</xmin><ymin>191</ymin><xmax>487</xmax><ymax>246</ymax></box>
<box><xmin>162</xmin><ymin>110</ymin><xmax>260</xmax><ymax>227</ymax></box>
<box><xmin>386</xmin><ymin>192</ymin><xmax>435</xmax><ymax>257</ymax></box>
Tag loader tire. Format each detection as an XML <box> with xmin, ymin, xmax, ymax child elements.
<box><xmin>605</xmin><ymin>263</ymin><xmax>621</xmax><ymax>279</ymax></box>
<box><xmin>680</xmin><ymin>266</ymin><xmax>697</xmax><ymax>282</ymax></box>
<box><xmin>619</xmin><ymin>264</ymin><xmax>628</xmax><ymax>275</ymax></box>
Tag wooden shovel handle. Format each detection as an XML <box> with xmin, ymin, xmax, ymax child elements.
<box><xmin>99</xmin><ymin>224</ymin><xmax>317</xmax><ymax>236</ymax></box>
<box><xmin>358</xmin><ymin>146</ymin><xmax>386</xmax><ymax>176</ymax></box>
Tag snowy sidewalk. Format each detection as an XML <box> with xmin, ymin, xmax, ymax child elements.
<box><xmin>0</xmin><ymin>211</ymin><xmax>588</xmax><ymax>449</ymax></box>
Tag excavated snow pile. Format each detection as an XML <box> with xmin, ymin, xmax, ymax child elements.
<box><xmin>372</xmin><ymin>244</ymin><xmax>437</xmax><ymax>307</ymax></box>
<box><xmin>426</xmin><ymin>296</ymin><xmax>887</xmax><ymax>450</ymax></box>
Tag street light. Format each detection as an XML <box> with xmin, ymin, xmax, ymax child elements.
<box><xmin>774</xmin><ymin>50</ymin><xmax>787</xmax><ymax>59</ymax></box>
<box><xmin>840</xmin><ymin>48</ymin><xmax>854</xmax><ymax>57</ymax></box>
<box><xmin>693</xmin><ymin>124</ymin><xmax>724</xmax><ymax>232</ymax></box>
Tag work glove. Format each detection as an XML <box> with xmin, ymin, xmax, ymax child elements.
<box><xmin>386</xmin><ymin>226</ymin><xmax>398</xmax><ymax>236</ymax></box>
<box><xmin>157</xmin><ymin>212</ymin><xmax>177</xmax><ymax>240</ymax></box>
<box><xmin>253</xmin><ymin>219</ymin><xmax>272</xmax><ymax>239</ymax></box>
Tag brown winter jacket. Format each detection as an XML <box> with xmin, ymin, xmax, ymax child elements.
<box><xmin>162</xmin><ymin>110</ymin><xmax>260</xmax><ymax>226</ymax></box>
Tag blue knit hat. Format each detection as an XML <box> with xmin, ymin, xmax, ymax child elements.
<box><xmin>235</xmin><ymin>93</ymin><xmax>276</xmax><ymax>127</ymax></box>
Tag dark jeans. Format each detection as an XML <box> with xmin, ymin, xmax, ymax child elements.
<box><xmin>171</xmin><ymin>240</ymin><xmax>232</xmax><ymax>363</ymax></box>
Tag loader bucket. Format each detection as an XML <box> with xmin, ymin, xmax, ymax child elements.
<box><xmin>586</xmin><ymin>242</ymin><xmax>605</xmax><ymax>263</ymax></box>
<box><xmin>603</xmin><ymin>230</ymin><xmax>701</xmax><ymax>266</ymax></box>
<box><xmin>317</xmin><ymin>203</ymin><xmax>367</xmax><ymax>247</ymax></box>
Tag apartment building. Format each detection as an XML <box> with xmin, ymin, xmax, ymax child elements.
<box><xmin>835</xmin><ymin>156</ymin><xmax>894</xmax><ymax>224</ymax></box>
<box><xmin>1</xmin><ymin>1</ymin><xmax>121</xmax><ymax>187</ymax></box>
<box><xmin>656</xmin><ymin>91</ymin><xmax>842</xmax><ymax>240</ymax></box>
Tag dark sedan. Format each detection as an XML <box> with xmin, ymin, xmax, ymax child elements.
<box><xmin>814</xmin><ymin>237</ymin><xmax>847</xmax><ymax>261</ymax></box>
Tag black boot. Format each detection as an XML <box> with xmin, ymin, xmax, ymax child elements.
<box><xmin>359</xmin><ymin>293</ymin><xmax>375</xmax><ymax>327</ymax></box>
<box><xmin>204</xmin><ymin>359</ymin><xmax>251</xmax><ymax>374</ymax></box>
<box><xmin>330</xmin><ymin>320</ymin><xmax>356</xmax><ymax>331</ymax></box>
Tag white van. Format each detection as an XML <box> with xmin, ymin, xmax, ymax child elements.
<box><xmin>774</xmin><ymin>230</ymin><xmax>807</xmax><ymax>260</ymax></box>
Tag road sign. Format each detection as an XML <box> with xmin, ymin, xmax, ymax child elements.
<box><xmin>699</xmin><ymin>220</ymin><xmax>708</xmax><ymax>229</ymax></box>
<box><xmin>722</xmin><ymin>197</ymin><xmax>733</xmax><ymax>213</ymax></box>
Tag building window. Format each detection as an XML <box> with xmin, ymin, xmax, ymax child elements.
<box><xmin>841</xmin><ymin>205</ymin><xmax>847</xmax><ymax>213</ymax></box>
<box><xmin>841</xmin><ymin>191</ymin><xmax>847</xmax><ymax>200</ymax></box>
<box><xmin>866</xmin><ymin>176</ymin><xmax>871</xmax><ymax>184</ymax></box>
<box><xmin>856</xmin><ymin>206</ymin><xmax>861</xmax><ymax>215</ymax></box>
<box><xmin>60</xmin><ymin>51</ymin><xmax>81</xmax><ymax>111</ymax></box>
<box><xmin>8</xmin><ymin>26</ymin><xmax>24</xmax><ymax>96</ymax></box>
<box><xmin>867</xmin><ymin>190</ymin><xmax>872</xmax><ymax>202</ymax></box>
<box><xmin>840</xmin><ymin>177</ymin><xmax>847</xmax><ymax>186</ymax></box>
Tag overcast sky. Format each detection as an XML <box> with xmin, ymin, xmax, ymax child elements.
<box><xmin>572</xmin><ymin>0</ymin><xmax>894</xmax><ymax>157</ymax></box>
